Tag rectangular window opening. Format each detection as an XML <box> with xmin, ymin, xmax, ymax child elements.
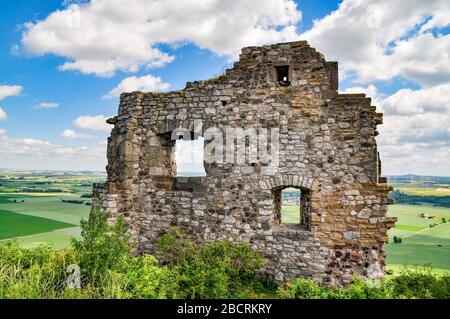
<box><xmin>277</xmin><ymin>187</ymin><xmax>310</xmax><ymax>226</ymax></box>
<box><xmin>172</xmin><ymin>136</ymin><xmax>207</xmax><ymax>177</ymax></box>
<box><xmin>281</xmin><ymin>188</ymin><xmax>300</xmax><ymax>224</ymax></box>
<box><xmin>275</xmin><ymin>65</ymin><xmax>290</xmax><ymax>86</ymax></box>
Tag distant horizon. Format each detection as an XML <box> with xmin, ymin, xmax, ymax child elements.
<box><xmin>1</xmin><ymin>168</ymin><xmax>449</xmax><ymax>179</ymax></box>
<box><xmin>1</xmin><ymin>1</ymin><xmax>449</xmax><ymax>178</ymax></box>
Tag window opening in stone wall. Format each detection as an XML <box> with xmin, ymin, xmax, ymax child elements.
<box><xmin>172</xmin><ymin>137</ymin><xmax>207</xmax><ymax>177</ymax></box>
<box><xmin>281</xmin><ymin>188</ymin><xmax>300</xmax><ymax>223</ymax></box>
<box><xmin>274</xmin><ymin>187</ymin><xmax>311</xmax><ymax>225</ymax></box>
<box><xmin>275</xmin><ymin>65</ymin><xmax>290</xmax><ymax>86</ymax></box>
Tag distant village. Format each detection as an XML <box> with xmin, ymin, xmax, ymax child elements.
<box><xmin>282</xmin><ymin>191</ymin><xmax>300</xmax><ymax>206</ymax></box>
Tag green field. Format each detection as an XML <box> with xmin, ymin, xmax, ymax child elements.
<box><xmin>0</xmin><ymin>171</ymin><xmax>104</xmax><ymax>248</ymax></box>
<box><xmin>0</xmin><ymin>209</ymin><xmax>75</xmax><ymax>240</ymax></box>
<box><xmin>281</xmin><ymin>203</ymin><xmax>450</xmax><ymax>273</ymax></box>
<box><xmin>0</xmin><ymin>193</ymin><xmax>90</xmax><ymax>249</ymax></box>
<box><xmin>396</xmin><ymin>187</ymin><xmax>450</xmax><ymax>197</ymax></box>
<box><xmin>386</xmin><ymin>203</ymin><xmax>450</xmax><ymax>273</ymax></box>
<box><xmin>281</xmin><ymin>205</ymin><xmax>300</xmax><ymax>224</ymax></box>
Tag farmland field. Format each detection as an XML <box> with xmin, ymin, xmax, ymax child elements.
<box><xmin>281</xmin><ymin>202</ymin><xmax>450</xmax><ymax>273</ymax></box>
<box><xmin>281</xmin><ymin>205</ymin><xmax>300</xmax><ymax>224</ymax></box>
<box><xmin>396</xmin><ymin>187</ymin><xmax>450</xmax><ymax>197</ymax></box>
<box><xmin>0</xmin><ymin>194</ymin><xmax>91</xmax><ymax>248</ymax></box>
<box><xmin>0</xmin><ymin>171</ymin><xmax>104</xmax><ymax>249</ymax></box>
<box><xmin>386</xmin><ymin>203</ymin><xmax>450</xmax><ymax>273</ymax></box>
<box><xmin>0</xmin><ymin>208</ymin><xmax>74</xmax><ymax>240</ymax></box>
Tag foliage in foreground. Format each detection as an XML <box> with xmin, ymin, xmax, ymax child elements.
<box><xmin>0</xmin><ymin>210</ymin><xmax>265</xmax><ymax>299</ymax></box>
<box><xmin>0</xmin><ymin>209</ymin><xmax>449</xmax><ymax>299</ymax></box>
<box><xmin>277</xmin><ymin>268</ymin><xmax>450</xmax><ymax>299</ymax></box>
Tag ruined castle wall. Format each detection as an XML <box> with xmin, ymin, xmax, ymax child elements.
<box><xmin>96</xmin><ymin>41</ymin><xmax>395</xmax><ymax>285</ymax></box>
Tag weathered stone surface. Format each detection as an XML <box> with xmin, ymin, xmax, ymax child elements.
<box><xmin>92</xmin><ymin>41</ymin><xmax>396</xmax><ymax>286</ymax></box>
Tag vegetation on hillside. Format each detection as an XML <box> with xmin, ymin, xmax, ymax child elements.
<box><xmin>0</xmin><ymin>209</ymin><xmax>449</xmax><ymax>299</ymax></box>
<box><xmin>390</xmin><ymin>190</ymin><xmax>450</xmax><ymax>208</ymax></box>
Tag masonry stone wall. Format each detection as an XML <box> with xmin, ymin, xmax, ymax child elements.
<box><xmin>93</xmin><ymin>41</ymin><xmax>396</xmax><ymax>286</ymax></box>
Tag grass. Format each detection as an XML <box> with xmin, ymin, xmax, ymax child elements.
<box><xmin>0</xmin><ymin>209</ymin><xmax>75</xmax><ymax>240</ymax></box>
<box><xmin>387</xmin><ymin>203</ymin><xmax>450</xmax><ymax>232</ymax></box>
<box><xmin>281</xmin><ymin>206</ymin><xmax>300</xmax><ymax>224</ymax></box>
<box><xmin>281</xmin><ymin>203</ymin><xmax>450</xmax><ymax>273</ymax></box>
<box><xmin>394</xmin><ymin>224</ymin><xmax>424</xmax><ymax>232</ymax></box>
<box><xmin>0</xmin><ymin>194</ymin><xmax>90</xmax><ymax>224</ymax></box>
<box><xmin>386</xmin><ymin>203</ymin><xmax>450</xmax><ymax>273</ymax></box>
<box><xmin>397</xmin><ymin>187</ymin><xmax>450</xmax><ymax>197</ymax></box>
<box><xmin>0</xmin><ymin>193</ymin><xmax>90</xmax><ymax>248</ymax></box>
<box><xmin>14</xmin><ymin>226</ymin><xmax>82</xmax><ymax>250</ymax></box>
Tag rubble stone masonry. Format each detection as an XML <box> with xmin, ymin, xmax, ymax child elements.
<box><xmin>92</xmin><ymin>41</ymin><xmax>396</xmax><ymax>286</ymax></box>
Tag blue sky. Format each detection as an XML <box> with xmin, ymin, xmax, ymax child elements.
<box><xmin>0</xmin><ymin>0</ymin><xmax>449</xmax><ymax>175</ymax></box>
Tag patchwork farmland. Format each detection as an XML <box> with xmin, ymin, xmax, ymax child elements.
<box><xmin>0</xmin><ymin>194</ymin><xmax>90</xmax><ymax>249</ymax></box>
<box><xmin>1</xmin><ymin>171</ymin><xmax>449</xmax><ymax>274</ymax></box>
<box><xmin>0</xmin><ymin>171</ymin><xmax>104</xmax><ymax>249</ymax></box>
<box><xmin>281</xmin><ymin>179</ymin><xmax>450</xmax><ymax>274</ymax></box>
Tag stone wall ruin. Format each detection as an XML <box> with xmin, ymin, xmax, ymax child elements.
<box><xmin>93</xmin><ymin>41</ymin><xmax>396</xmax><ymax>286</ymax></box>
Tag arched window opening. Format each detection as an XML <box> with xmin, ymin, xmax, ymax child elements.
<box><xmin>274</xmin><ymin>187</ymin><xmax>311</xmax><ymax>226</ymax></box>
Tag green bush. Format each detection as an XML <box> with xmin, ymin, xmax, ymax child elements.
<box><xmin>388</xmin><ymin>267</ymin><xmax>445</xmax><ymax>299</ymax></box>
<box><xmin>277</xmin><ymin>267</ymin><xmax>450</xmax><ymax>299</ymax></box>
<box><xmin>432</xmin><ymin>274</ymin><xmax>450</xmax><ymax>299</ymax></box>
<box><xmin>277</xmin><ymin>278</ymin><xmax>329</xmax><ymax>299</ymax></box>
<box><xmin>0</xmin><ymin>243</ymin><xmax>78</xmax><ymax>298</ymax></box>
<box><xmin>277</xmin><ymin>277</ymin><xmax>389</xmax><ymax>299</ymax></box>
<box><xmin>1</xmin><ymin>213</ymin><xmax>449</xmax><ymax>299</ymax></box>
<box><xmin>157</xmin><ymin>228</ymin><xmax>265</xmax><ymax>298</ymax></box>
<box><xmin>71</xmin><ymin>210</ymin><xmax>131</xmax><ymax>286</ymax></box>
<box><xmin>125</xmin><ymin>255</ymin><xmax>178</xmax><ymax>299</ymax></box>
<box><xmin>337</xmin><ymin>277</ymin><xmax>388</xmax><ymax>299</ymax></box>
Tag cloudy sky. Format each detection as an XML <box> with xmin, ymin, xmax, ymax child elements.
<box><xmin>0</xmin><ymin>0</ymin><xmax>449</xmax><ymax>175</ymax></box>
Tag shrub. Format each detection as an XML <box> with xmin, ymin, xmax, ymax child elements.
<box><xmin>277</xmin><ymin>278</ymin><xmax>329</xmax><ymax>299</ymax></box>
<box><xmin>338</xmin><ymin>277</ymin><xmax>388</xmax><ymax>299</ymax></box>
<box><xmin>431</xmin><ymin>274</ymin><xmax>450</xmax><ymax>299</ymax></box>
<box><xmin>2</xmin><ymin>217</ymin><xmax>449</xmax><ymax>299</ymax></box>
<box><xmin>157</xmin><ymin>228</ymin><xmax>265</xmax><ymax>299</ymax></box>
<box><xmin>277</xmin><ymin>276</ymin><xmax>390</xmax><ymax>299</ymax></box>
<box><xmin>388</xmin><ymin>267</ymin><xmax>439</xmax><ymax>299</ymax></box>
<box><xmin>71</xmin><ymin>209</ymin><xmax>131</xmax><ymax>286</ymax></box>
<box><xmin>0</xmin><ymin>243</ymin><xmax>78</xmax><ymax>298</ymax></box>
<box><xmin>125</xmin><ymin>255</ymin><xmax>178</xmax><ymax>299</ymax></box>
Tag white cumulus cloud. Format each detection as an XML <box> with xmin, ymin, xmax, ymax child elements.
<box><xmin>0</xmin><ymin>129</ymin><xmax>106</xmax><ymax>171</ymax></box>
<box><xmin>0</xmin><ymin>107</ymin><xmax>7</xmax><ymax>120</ymax></box>
<box><xmin>20</xmin><ymin>0</ymin><xmax>301</xmax><ymax>77</ymax></box>
<box><xmin>61</xmin><ymin>129</ymin><xmax>94</xmax><ymax>139</ymax></box>
<box><xmin>105</xmin><ymin>74</ymin><xmax>169</xmax><ymax>98</ymax></box>
<box><xmin>302</xmin><ymin>0</ymin><xmax>450</xmax><ymax>86</ymax></box>
<box><xmin>0</xmin><ymin>85</ymin><xmax>22</xmax><ymax>101</ymax></box>
<box><xmin>34</xmin><ymin>102</ymin><xmax>59</xmax><ymax>109</ymax></box>
<box><xmin>73</xmin><ymin>115</ymin><xmax>112</xmax><ymax>132</ymax></box>
<box><xmin>341</xmin><ymin>84</ymin><xmax>380</xmax><ymax>105</ymax></box>
<box><xmin>377</xmin><ymin>83</ymin><xmax>450</xmax><ymax>175</ymax></box>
